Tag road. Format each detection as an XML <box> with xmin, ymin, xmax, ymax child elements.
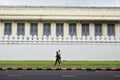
<box><xmin>0</xmin><ymin>70</ymin><xmax>120</xmax><ymax>80</ymax></box>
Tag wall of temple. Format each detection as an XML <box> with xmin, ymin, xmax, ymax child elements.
<box><xmin>0</xmin><ymin>44</ymin><xmax>120</xmax><ymax>60</ymax></box>
<box><xmin>0</xmin><ymin>6</ymin><xmax>120</xmax><ymax>60</ymax></box>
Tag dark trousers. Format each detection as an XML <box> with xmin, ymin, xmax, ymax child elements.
<box><xmin>54</xmin><ymin>59</ymin><xmax>60</xmax><ymax>66</ymax></box>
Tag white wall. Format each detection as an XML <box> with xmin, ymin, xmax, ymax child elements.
<box><xmin>0</xmin><ymin>44</ymin><xmax>120</xmax><ymax>60</ymax></box>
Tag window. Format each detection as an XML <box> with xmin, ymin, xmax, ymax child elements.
<box><xmin>69</xmin><ymin>23</ymin><xmax>76</xmax><ymax>37</ymax></box>
<box><xmin>56</xmin><ymin>23</ymin><xmax>64</xmax><ymax>37</ymax></box>
<box><xmin>43</xmin><ymin>23</ymin><xmax>51</xmax><ymax>37</ymax></box>
<box><xmin>107</xmin><ymin>24</ymin><xmax>115</xmax><ymax>36</ymax></box>
<box><xmin>95</xmin><ymin>23</ymin><xmax>102</xmax><ymax>36</ymax></box>
<box><xmin>82</xmin><ymin>23</ymin><xmax>89</xmax><ymax>36</ymax></box>
<box><xmin>4</xmin><ymin>23</ymin><xmax>12</xmax><ymax>36</ymax></box>
<box><xmin>17</xmin><ymin>23</ymin><xmax>25</xmax><ymax>36</ymax></box>
<box><xmin>30</xmin><ymin>23</ymin><xmax>38</xmax><ymax>36</ymax></box>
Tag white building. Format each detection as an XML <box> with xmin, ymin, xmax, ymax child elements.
<box><xmin>0</xmin><ymin>6</ymin><xmax>120</xmax><ymax>60</ymax></box>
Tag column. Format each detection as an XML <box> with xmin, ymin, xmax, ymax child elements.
<box><xmin>119</xmin><ymin>22</ymin><xmax>120</xmax><ymax>37</ymax></box>
<box><xmin>25</xmin><ymin>21</ymin><xmax>30</xmax><ymax>36</ymax></box>
<box><xmin>90</xmin><ymin>22</ymin><xmax>95</xmax><ymax>37</ymax></box>
<box><xmin>38</xmin><ymin>22</ymin><xmax>43</xmax><ymax>37</ymax></box>
<box><xmin>51</xmin><ymin>22</ymin><xmax>56</xmax><ymax>38</ymax></box>
<box><xmin>115</xmin><ymin>22</ymin><xmax>120</xmax><ymax>37</ymax></box>
<box><xmin>0</xmin><ymin>21</ymin><xmax>4</xmax><ymax>36</ymax></box>
<box><xmin>77</xmin><ymin>23</ymin><xmax>82</xmax><ymax>37</ymax></box>
<box><xmin>12</xmin><ymin>21</ymin><xmax>17</xmax><ymax>36</ymax></box>
<box><xmin>102</xmin><ymin>23</ymin><xmax>107</xmax><ymax>37</ymax></box>
<box><xmin>64</xmin><ymin>22</ymin><xmax>69</xmax><ymax>37</ymax></box>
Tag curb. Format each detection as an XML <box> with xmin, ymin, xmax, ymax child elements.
<box><xmin>86</xmin><ymin>68</ymin><xmax>92</xmax><ymax>71</ymax></box>
<box><xmin>96</xmin><ymin>68</ymin><xmax>102</xmax><ymax>71</ymax></box>
<box><xmin>7</xmin><ymin>68</ymin><xmax>13</xmax><ymax>70</ymax></box>
<box><xmin>46</xmin><ymin>68</ymin><xmax>52</xmax><ymax>70</ymax></box>
<box><xmin>17</xmin><ymin>68</ymin><xmax>23</xmax><ymax>70</ymax></box>
<box><xmin>0</xmin><ymin>68</ymin><xmax>120</xmax><ymax>71</ymax></box>
<box><xmin>56</xmin><ymin>68</ymin><xmax>62</xmax><ymax>70</ymax></box>
<box><xmin>116</xmin><ymin>68</ymin><xmax>120</xmax><ymax>71</ymax></box>
<box><xmin>66</xmin><ymin>68</ymin><xmax>72</xmax><ymax>70</ymax></box>
<box><xmin>27</xmin><ymin>68</ymin><xmax>33</xmax><ymax>70</ymax></box>
<box><xmin>37</xmin><ymin>68</ymin><xmax>42</xmax><ymax>70</ymax></box>
<box><xmin>76</xmin><ymin>68</ymin><xmax>82</xmax><ymax>70</ymax></box>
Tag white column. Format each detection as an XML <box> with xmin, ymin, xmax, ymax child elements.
<box><xmin>103</xmin><ymin>23</ymin><xmax>107</xmax><ymax>37</ymax></box>
<box><xmin>64</xmin><ymin>22</ymin><xmax>69</xmax><ymax>37</ymax></box>
<box><xmin>38</xmin><ymin>22</ymin><xmax>43</xmax><ymax>37</ymax></box>
<box><xmin>118</xmin><ymin>22</ymin><xmax>120</xmax><ymax>37</ymax></box>
<box><xmin>25</xmin><ymin>22</ymin><xmax>30</xmax><ymax>36</ymax></box>
<box><xmin>0</xmin><ymin>21</ymin><xmax>4</xmax><ymax>36</ymax></box>
<box><xmin>51</xmin><ymin>22</ymin><xmax>56</xmax><ymax>37</ymax></box>
<box><xmin>115</xmin><ymin>23</ymin><xmax>120</xmax><ymax>37</ymax></box>
<box><xmin>90</xmin><ymin>22</ymin><xmax>94</xmax><ymax>37</ymax></box>
<box><xmin>12</xmin><ymin>22</ymin><xmax>17</xmax><ymax>36</ymax></box>
<box><xmin>77</xmin><ymin>23</ymin><xmax>82</xmax><ymax>37</ymax></box>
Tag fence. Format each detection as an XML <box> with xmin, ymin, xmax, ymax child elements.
<box><xmin>0</xmin><ymin>35</ymin><xmax>120</xmax><ymax>44</ymax></box>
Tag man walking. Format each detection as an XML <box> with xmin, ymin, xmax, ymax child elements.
<box><xmin>54</xmin><ymin>51</ymin><xmax>60</xmax><ymax>66</ymax></box>
<box><xmin>58</xmin><ymin>50</ymin><xmax>61</xmax><ymax>65</ymax></box>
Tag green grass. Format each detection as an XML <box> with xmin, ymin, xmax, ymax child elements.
<box><xmin>0</xmin><ymin>60</ymin><xmax>120</xmax><ymax>68</ymax></box>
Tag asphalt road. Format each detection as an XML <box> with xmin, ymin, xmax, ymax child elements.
<box><xmin>0</xmin><ymin>70</ymin><xmax>120</xmax><ymax>80</ymax></box>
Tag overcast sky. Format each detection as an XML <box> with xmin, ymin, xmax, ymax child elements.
<box><xmin>0</xmin><ymin>0</ymin><xmax>120</xmax><ymax>6</ymax></box>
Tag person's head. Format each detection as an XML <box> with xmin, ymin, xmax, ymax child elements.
<box><xmin>58</xmin><ymin>50</ymin><xmax>60</xmax><ymax>52</ymax></box>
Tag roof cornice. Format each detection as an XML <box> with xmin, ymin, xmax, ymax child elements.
<box><xmin>0</xmin><ymin>6</ymin><xmax>120</xmax><ymax>9</ymax></box>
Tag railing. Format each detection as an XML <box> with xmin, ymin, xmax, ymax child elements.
<box><xmin>0</xmin><ymin>35</ymin><xmax>120</xmax><ymax>44</ymax></box>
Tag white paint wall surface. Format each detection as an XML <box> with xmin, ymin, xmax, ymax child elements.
<box><xmin>0</xmin><ymin>44</ymin><xmax>120</xmax><ymax>60</ymax></box>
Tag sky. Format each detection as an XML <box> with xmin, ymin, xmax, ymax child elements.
<box><xmin>0</xmin><ymin>0</ymin><xmax>120</xmax><ymax>6</ymax></box>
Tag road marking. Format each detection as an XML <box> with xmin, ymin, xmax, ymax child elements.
<box><xmin>62</xmin><ymin>75</ymin><xmax>76</xmax><ymax>78</ymax></box>
<box><xmin>114</xmin><ymin>75</ymin><xmax>120</xmax><ymax>78</ymax></box>
<box><xmin>8</xmin><ymin>75</ymin><xmax>22</xmax><ymax>77</ymax></box>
